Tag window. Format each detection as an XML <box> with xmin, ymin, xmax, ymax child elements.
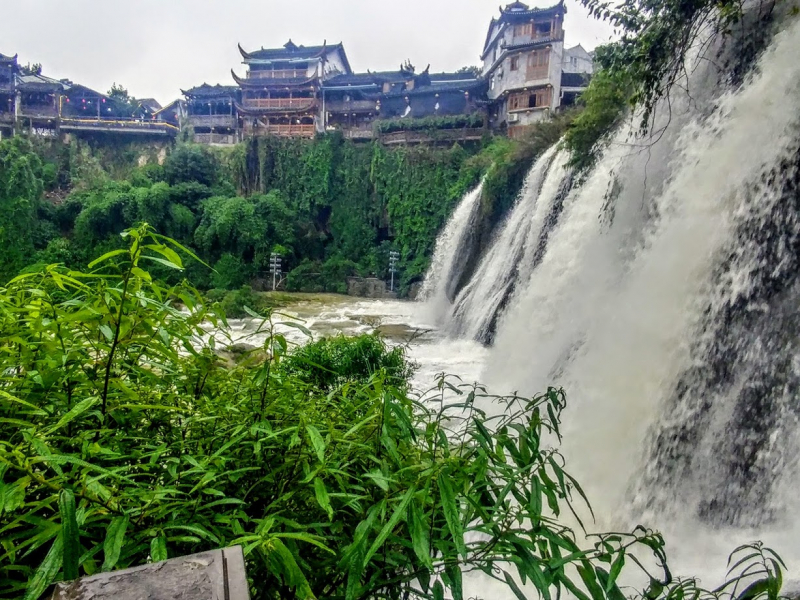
<box><xmin>514</xmin><ymin>23</ymin><xmax>533</xmax><ymax>37</ymax></box>
<box><xmin>570</xmin><ymin>57</ymin><xmax>578</xmax><ymax>67</ymax></box>
<box><xmin>527</xmin><ymin>49</ymin><xmax>550</xmax><ymax>79</ymax></box>
<box><xmin>510</xmin><ymin>56</ymin><xmax>519</xmax><ymax>71</ymax></box>
<box><xmin>528</xmin><ymin>87</ymin><xmax>551</xmax><ymax>108</ymax></box>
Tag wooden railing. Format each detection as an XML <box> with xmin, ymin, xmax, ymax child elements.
<box><xmin>526</xmin><ymin>67</ymin><xmax>549</xmax><ymax>81</ymax></box>
<box><xmin>243</xmin><ymin>123</ymin><xmax>316</xmax><ymax>138</ymax></box>
<box><xmin>189</xmin><ymin>114</ymin><xmax>237</xmax><ymax>128</ymax></box>
<box><xmin>339</xmin><ymin>127</ymin><xmax>374</xmax><ymax>140</ymax></box>
<box><xmin>248</xmin><ymin>69</ymin><xmax>309</xmax><ymax>80</ymax></box>
<box><xmin>194</xmin><ymin>133</ymin><xmax>237</xmax><ymax>145</ymax></box>
<box><xmin>19</xmin><ymin>106</ymin><xmax>58</xmax><ymax>118</ymax></box>
<box><xmin>242</xmin><ymin>98</ymin><xmax>317</xmax><ymax>110</ymax></box>
<box><xmin>381</xmin><ymin>127</ymin><xmax>485</xmax><ymax>145</ymax></box>
<box><xmin>59</xmin><ymin>117</ymin><xmax>178</xmax><ymax>135</ymax></box>
<box><xmin>326</xmin><ymin>100</ymin><xmax>377</xmax><ymax>113</ymax></box>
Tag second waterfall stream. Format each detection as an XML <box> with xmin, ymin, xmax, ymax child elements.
<box><xmin>419</xmin><ymin>12</ymin><xmax>800</xmax><ymax>590</ymax></box>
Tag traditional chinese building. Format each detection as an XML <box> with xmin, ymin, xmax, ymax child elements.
<box><xmin>183</xmin><ymin>84</ymin><xmax>239</xmax><ymax>144</ymax></box>
<box><xmin>481</xmin><ymin>1</ymin><xmax>571</xmax><ymax>134</ymax></box>
<box><xmin>233</xmin><ymin>40</ymin><xmax>351</xmax><ymax>138</ymax></box>
<box><xmin>321</xmin><ymin>64</ymin><xmax>486</xmax><ymax>139</ymax></box>
<box><xmin>0</xmin><ymin>53</ymin><xmax>17</xmax><ymax>137</ymax></box>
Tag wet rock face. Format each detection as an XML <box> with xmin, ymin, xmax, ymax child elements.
<box><xmin>51</xmin><ymin>547</ymin><xmax>249</xmax><ymax>600</ymax></box>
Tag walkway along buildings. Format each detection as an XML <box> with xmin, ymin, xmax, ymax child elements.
<box><xmin>0</xmin><ymin>1</ymin><xmax>592</xmax><ymax>145</ymax></box>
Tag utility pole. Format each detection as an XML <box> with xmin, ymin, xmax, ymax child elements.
<box><xmin>388</xmin><ymin>250</ymin><xmax>400</xmax><ymax>292</ymax></box>
<box><xmin>269</xmin><ymin>252</ymin><xmax>282</xmax><ymax>291</ymax></box>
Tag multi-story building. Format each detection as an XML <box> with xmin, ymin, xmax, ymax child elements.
<box><xmin>233</xmin><ymin>41</ymin><xmax>351</xmax><ymax>138</ymax></box>
<box><xmin>0</xmin><ymin>53</ymin><xmax>17</xmax><ymax>138</ymax></box>
<box><xmin>481</xmin><ymin>1</ymin><xmax>590</xmax><ymax>135</ymax></box>
<box><xmin>182</xmin><ymin>84</ymin><xmax>239</xmax><ymax>144</ymax></box>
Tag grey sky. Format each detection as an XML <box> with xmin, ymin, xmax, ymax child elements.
<box><xmin>1</xmin><ymin>1</ymin><xmax>615</xmax><ymax>105</ymax></box>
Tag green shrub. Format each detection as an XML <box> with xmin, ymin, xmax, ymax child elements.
<box><xmin>279</xmin><ymin>334</ymin><xmax>414</xmax><ymax>391</ymax></box>
<box><xmin>211</xmin><ymin>254</ymin><xmax>252</xmax><ymax>290</ymax></box>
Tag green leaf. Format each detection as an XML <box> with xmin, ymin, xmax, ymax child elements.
<box><xmin>150</xmin><ymin>536</ymin><xmax>167</xmax><ymax>563</ymax></box>
<box><xmin>141</xmin><ymin>255</ymin><xmax>183</xmax><ymax>271</ymax></box>
<box><xmin>306</xmin><ymin>425</ymin><xmax>326</xmax><ymax>463</ymax></box>
<box><xmin>408</xmin><ymin>499</ymin><xmax>432</xmax><ymax>568</ymax></box>
<box><xmin>314</xmin><ymin>478</ymin><xmax>333</xmax><ymax>519</ymax></box>
<box><xmin>102</xmin><ymin>515</ymin><xmax>129</xmax><ymax>572</ymax></box>
<box><xmin>59</xmin><ymin>490</ymin><xmax>79</xmax><ymax>581</ymax></box>
<box><xmin>23</xmin><ymin>535</ymin><xmax>63</xmax><ymax>600</ymax></box>
<box><xmin>363</xmin><ymin>486</ymin><xmax>416</xmax><ymax>567</ymax></box>
<box><xmin>735</xmin><ymin>579</ymin><xmax>771</xmax><ymax>600</ymax></box>
<box><xmin>503</xmin><ymin>570</ymin><xmax>529</xmax><ymax>600</ymax></box>
<box><xmin>595</xmin><ymin>566</ymin><xmax>626</xmax><ymax>600</ymax></box>
<box><xmin>606</xmin><ymin>550</ymin><xmax>625</xmax><ymax>593</ymax></box>
<box><xmin>445</xmin><ymin>561</ymin><xmax>463</xmax><ymax>600</ymax></box>
<box><xmin>47</xmin><ymin>397</ymin><xmax>99</xmax><ymax>434</ymax></box>
<box><xmin>99</xmin><ymin>324</ymin><xmax>114</xmax><ymax>342</ymax></box>
<box><xmin>432</xmin><ymin>580</ymin><xmax>445</xmax><ymax>600</ymax></box>
<box><xmin>266</xmin><ymin>538</ymin><xmax>316</xmax><ymax>600</ymax></box>
<box><xmin>88</xmin><ymin>249</ymin><xmax>128</xmax><ymax>269</ymax></box>
<box><xmin>438</xmin><ymin>472</ymin><xmax>467</xmax><ymax>559</ymax></box>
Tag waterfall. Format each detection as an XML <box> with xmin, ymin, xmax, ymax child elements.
<box><xmin>418</xmin><ymin>181</ymin><xmax>483</xmax><ymax>323</ymax></box>
<box><xmin>423</xmin><ymin>10</ymin><xmax>800</xmax><ymax>582</ymax></box>
<box><xmin>441</xmin><ymin>145</ymin><xmax>570</xmax><ymax>343</ymax></box>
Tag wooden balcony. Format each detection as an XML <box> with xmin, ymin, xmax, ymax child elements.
<box><xmin>248</xmin><ymin>69</ymin><xmax>309</xmax><ymax>80</ymax></box>
<box><xmin>194</xmin><ymin>133</ymin><xmax>238</xmax><ymax>145</ymax></box>
<box><xmin>242</xmin><ymin>98</ymin><xmax>317</xmax><ymax>110</ymax></box>
<box><xmin>245</xmin><ymin>123</ymin><xmax>316</xmax><ymax>138</ymax></box>
<box><xmin>189</xmin><ymin>114</ymin><xmax>237</xmax><ymax>129</ymax></box>
<box><xmin>330</xmin><ymin>126</ymin><xmax>374</xmax><ymax>140</ymax></box>
<box><xmin>18</xmin><ymin>106</ymin><xmax>58</xmax><ymax>119</ymax></box>
<box><xmin>60</xmin><ymin>117</ymin><xmax>178</xmax><ymax>136</ymax></box>
<box><xmin>381</xmin><ymin>127</ymin><xmax>485</xmax><ymax>146</ymax></box>
<box><xmin>326</xmin><ymin>100</ymin><xmax>377</xmax><ymax>113</ymax></box>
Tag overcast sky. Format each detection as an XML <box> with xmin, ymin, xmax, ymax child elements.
<box><xmin>1</xmin><ymin>0</ymin><xmax>615</xmax><ymax>105</ymax></box>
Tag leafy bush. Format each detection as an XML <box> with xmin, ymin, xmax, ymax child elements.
<box><xmin>279</xmin><ymin>334</ymin><xmax>414</xmax><ymax>391</ymax></box>
<box><xmin>0</xmin><ymin>227</ymin><xmax>788</xmax><ymax>600</ymax></box>
<box><xmin>211</xmin><ymin>254</ymin><xmax>252</xmax><ymax>290</ymax></box>
<box><xmin>374</xmin><ymin>114</ymin><xmax>484</xmax><ymax>134</ymax></box>
<box><xmin>163</xmin><ymin>144</ymin><xmax>218</xmax><ymax>187</ymax></box>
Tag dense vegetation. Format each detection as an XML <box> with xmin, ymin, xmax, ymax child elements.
<box><xmin>0</xmin><ymin>228</ymin><xmax>787</xmax><ymax>599</ymax></box>
<box><xmin>0</xmin><ymin>128</ymin><xmax>564</xmax><ymax>297</ymax></box>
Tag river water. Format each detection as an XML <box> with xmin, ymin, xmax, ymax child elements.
<box><xmin>220</xmin><ymin>294</ymin><xmax>488</xmax><ymax>395</ymax></box>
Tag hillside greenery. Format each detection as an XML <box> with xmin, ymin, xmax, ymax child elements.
<box><xmin>0</xmin><ymin>129</ymin><xmax>568</xmax><ymax>297</ymax></box>
<box><xmin>0</xmin><ymin>227</ymin><xmax>787</xmax><ymax>600</ymax></box>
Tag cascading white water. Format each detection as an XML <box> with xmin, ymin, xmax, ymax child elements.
<box><xmin>442</xmin><ymin>145</ymin><xmax>570</xmax><ymax>342</ymax></box>
<box><xmin>481</xmin><ymin>14</ymin><xmax>800</xmax><ymax>579</ymax></box>
<box><xmin>421</xmin><ymin>10</ymin><xmax>800</xmax><ymax>587</ymax></box>
<box><xmin>418</xmin><ymin>181</ymin><xmax>484</xmax><ymax>323</ymax></box>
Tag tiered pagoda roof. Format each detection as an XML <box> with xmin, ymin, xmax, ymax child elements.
<box><xmin>482</xmin><ymin>0</ymin><xmax>565</xmax><ymax>58</ymax></box>
<box><xmin>15</xmin><ymin>73</ymin><xmax>65</xmax><ymax>93</ymax></box>
<box><xmin>181</xmin><ymin>83</ymin><xmax>239</xmax><ymax>99</ymax></box>
<box><xmin>230</xmin><ymin>70</ymin><xmax>319</xmax><ymax>88</ymax></box>
<box><xmin>498</xmin><ymin>0</ymin><xmax>564</xmax><ymax>21</ymax></box>
<box><xmin>323</xmin><ymin>68</ymin><xmax>485</xmax><ymax>99</ymax></box>
<box><xmin>238</xmin><ymin>40</ymin><xmax>352</xmax><ymax>73</ymax></box>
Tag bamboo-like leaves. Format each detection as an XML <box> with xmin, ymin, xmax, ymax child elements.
<box><xmin>102</xmin><ymin>516</ymin><xmax>129</xmax><ymax>572</ymax></box>
<box><xmin>58</xmin><ymin>490</ymin><xmax>79</xmax><ymax>581</ymax></box>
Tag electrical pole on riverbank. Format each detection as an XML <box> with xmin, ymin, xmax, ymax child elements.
<box><xmin>389</xmin><ymin>251</ymin><xmax>399</xmax><ymax>292</ymax></box>
<box><xmin>270</xmin><ymin>253</ymin><xmax>282</xmax><ymax>291</ymax></box>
